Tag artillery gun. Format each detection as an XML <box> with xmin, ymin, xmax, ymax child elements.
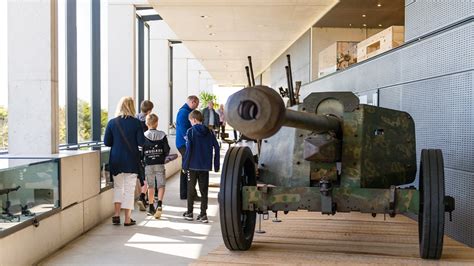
<box><xmin>219</xmin><ymin>85</ymin><xmax>455</xmax><ymax>260</ymax></box>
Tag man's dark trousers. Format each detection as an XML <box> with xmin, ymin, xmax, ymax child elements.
<box><xmin>187</xmin><ymin>170</ymin><xmax>209</xmax><ymax>215</ymax></box>
<box><xmin>178</xmin><ymin>147</ymin><xmax>188</xmax><ymax>199</ymax></box>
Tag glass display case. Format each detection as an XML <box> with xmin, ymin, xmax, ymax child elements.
<box><xmin>100</xmin><ymin>148</ymin><xmax>111</xmax><ymax>189</ymax></box>
<box><xmin>0</xmin><ymin>158</ymin><xmax>60</xmax><ymax>233</ymax></box>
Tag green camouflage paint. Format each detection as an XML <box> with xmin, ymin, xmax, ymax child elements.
<box><xmin>310</xmin><ymin>162</ymin><xmax>338</xmax><ymax>182</ymax></box>
<box><xmin>242</xmin><ymin>185</ymin><xmax>419</xmax><ymax>214</ymax></box>
<box><xmin>234</xmin><ymin>91</ymin><xmax>420</xmax><ymax>217</ymax></box>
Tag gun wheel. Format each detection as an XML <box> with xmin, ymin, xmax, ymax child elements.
<box><xmin>418</xmin><ymin>149</ymin><xmax>445</xmax><ymax>259</ymax></box>
<box><xmin>219</xmin><ymin>146</ymin><xmax>256</xmax><ymax>250</ymax></box>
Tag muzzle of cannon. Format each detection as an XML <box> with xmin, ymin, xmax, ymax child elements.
<box><xmin>225</xmin><ymin>86</ymin><xmax>341</xmax><ymax>140</ymax></box>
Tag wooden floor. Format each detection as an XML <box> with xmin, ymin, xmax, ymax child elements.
<box><xmin>194</xmin><ymin>212</ymin><xmax>474</xmax><ymax>265</ymax></box>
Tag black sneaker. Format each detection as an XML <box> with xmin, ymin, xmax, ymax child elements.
<box><xmin>197</xmin><ymin>214</ymin><xmax>208</xmax><ymax>223</ymax></box>
<box><xmin>183</xmin><ymin>212</ymin><xmax>193</xmax><ymax>221</ymax></box>
<box><xmin>147</xmin><ymin>205</ymin><xmax>155</xmax><ymax>216</ymax></box>
<box><xmin>112</xmin><ymin>216</ymin><xmax>120</xmax><ymax>225</ymax></box>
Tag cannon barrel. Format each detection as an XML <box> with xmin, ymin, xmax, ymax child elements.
<box><xmin>225</xmin><ymin>86</ymin><xmax>341</xmax><ymax>140</ymax></box>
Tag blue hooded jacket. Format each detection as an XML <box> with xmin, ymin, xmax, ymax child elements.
<box><xmin>176</xmin><ymin>103</ymin><xmax>193</xmax><ymax>149</ymax></box>
<box><xmin>182</xmin><ymin>124</ymin><xmax>220</xmax><ymax>172</ymax></box>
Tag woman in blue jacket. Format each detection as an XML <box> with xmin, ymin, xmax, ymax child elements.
<box><xmin>104</xmin><ymin>96</ymin><xmax>144</xmax><ymax>226</ymax></box>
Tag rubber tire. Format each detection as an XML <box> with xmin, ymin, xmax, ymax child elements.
<box><xmin>418</xmin><ymin>149</ymin><xmax>445</xmax><ymax>260</ymax></box>
<box><xmin>219</xmin><ymin>146</ymin><xmax>257</xmax><ymax>251</ymax></box>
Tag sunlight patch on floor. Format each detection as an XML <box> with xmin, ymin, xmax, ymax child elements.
<box><xmin>138</xmin><ymin>218</ymin><xmax>212</xmax><ymax>236</ymax></box>
<box><xmin>128</xmin><ymin>233</ymin><xmax>183</xmax><ymax>243</ymax></box>
<box><xmin>125</xmin><ymin>243</ymin><xmax>203</xmax><ymax>259</ymax></box>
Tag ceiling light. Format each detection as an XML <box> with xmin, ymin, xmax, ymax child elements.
<box><xmin>209</xmin><ymin>33</ymin><xmax>215</xmax><ymax>36</ymax></box>
<box><xmin>377</xmin><ymin>3</ymin><xmax>382</xmax><ymax>7</ymax></box>
<box><xmin>363</xmin><ymin>24</ymin><xmax>367</xmax><ymax>27</ymax></box>
<box><xmin>362</xmin><ymin>14</ymin><xmax>366</xmax><ymax>17</ymax></box>
<box><xmin>349</xmin><ymin>23</ymin><xmax>352</xmax><ymax>27</ymax></box>
<box><xmin>201</xmin><ymin>15</ymin><xmax>209</xmax><ymax>18</ymax></box>
<box><xmin>378</xmin><ymin>24</ymin><xmax>383</xmax><ymax>27</ymax></box>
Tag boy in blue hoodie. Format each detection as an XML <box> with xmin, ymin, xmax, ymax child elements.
<box><xmin>182</xmin><ymin>110</ymin><xmax>220</xmax><ymax>223</ymax></box>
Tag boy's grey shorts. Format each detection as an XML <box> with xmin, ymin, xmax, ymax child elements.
<box><xmin>145</xmin><ymin>164</ymin><xmax>166</xmax><ymax>188</ymax></box>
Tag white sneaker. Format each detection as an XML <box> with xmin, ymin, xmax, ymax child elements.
<box><xmin>154</xmin><ymin>206</ymin><xmax>162</xmax><ymax>219</ymax></box>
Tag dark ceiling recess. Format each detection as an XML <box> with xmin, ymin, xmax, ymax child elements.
<box><xmin>314</xmin><ymin>0</ymin><xmax>404</xmax><ymax>28</ymax></box>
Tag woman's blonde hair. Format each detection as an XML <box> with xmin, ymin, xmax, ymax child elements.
<box><xmin>115</xmin><ymin>96</ymin><xmax>136</xmax><ymax>118</ymax></box>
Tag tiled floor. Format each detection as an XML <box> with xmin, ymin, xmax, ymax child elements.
<box><xmin>41</xmin><ymin>151</ymin><xmax>227</xmax><ymax>265</ymax></box>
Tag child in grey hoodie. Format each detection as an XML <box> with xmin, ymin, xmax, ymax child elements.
<box><xmin>142</xmin><ymin>113</ymin><xmax>170</xmax><ymax>218</ymax></box>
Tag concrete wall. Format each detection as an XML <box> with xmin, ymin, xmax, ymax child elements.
<box><xmin>311</xmin><ymin>27</ymin><xmax>382</xmax><ymax>81</ymax></box>
<box><xmin>147</xmin><ymin>20</ymin><xmax>217</xmax><ymax>126</ymax></box>
<box><xmin>0</xmin><ymin>0</ymin><xmax>6</xmax><ymax>111</ymax></box>
<box><xmin>107</xmin><ymin>3</ymin><xmax>136</xmax><ymax>120</ymax></box>
<box><xmin>261</xmin><ymin>29</ymin><xmax>311</xmax><ymax>91</ymax></box>
<box><xmin>172</xmin><ymin>47</ymin><xmax>188</xmax><ymax>121</ymax></box>
<box><xmin>7</xmin><ymin>0</ymin><xmax>59</xmax><ymax>154</ymax></box>
<box><xmin>149</xmin><ymin>21</ymin><xmax>172</xmax><ymax>133</ymax></box>
<box><xmin>171</xmin><ymin>45</ymin><xmax>216</xmax><ymax>123</ymax></box>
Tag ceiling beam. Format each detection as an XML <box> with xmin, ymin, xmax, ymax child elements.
<box><xmin>142</xmin><ymin>14</ymin><xmax>162</xmax><ymax>21</ymax></box>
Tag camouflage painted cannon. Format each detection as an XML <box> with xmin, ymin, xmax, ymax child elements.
<box><xmin>219</xmin><ymin>85</ymin><xmax>455</xmax><ymax>260</ymax></box>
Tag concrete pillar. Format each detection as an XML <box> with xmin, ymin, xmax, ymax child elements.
<box><xmin>148</xmin><ymin>21</ymin><xmax>177</xmax><ymax>132</ymax></box>
<box><xmin>187</xmin><ymin>68</ymin><xmax>200</xmax><ymax>97</ymax></box>
<box><xmin>149</xmin><ymin>38</ymin><xmax>170</xmax><ymax>132</ymax></box>
<box><xmin>107</xmin><ymin>3</ymin><xmax>135</xmax><ymax>120</ymax></box>
<box><xmin>172</xmin><ymin>57</ymin><xmax>188</xmax><ymax>122</ymax></box>
<box><xmin>8</xmin><ymin>0</ymin><xmax>59</xmax><ymax>154</ymax></box>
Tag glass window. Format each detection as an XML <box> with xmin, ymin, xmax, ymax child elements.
<box><xmin>58</xmin><ymin>0</ymin><xmax>66</xmax><ymax>145</ymax></box>
<box><xmin>77</xmin><ymin>0</ymin><xmax>92</xmax><ymax>143</ymax></box>
<box><xmin>144</xmin><ymin>24</ymin><xmax>150</xmax><ymax>100</ymax></box>
<box><xmin>0</xmin><ymin>1</ymin><xmax>8</xmax><ymax>151</ymax></box>
<box><xmin>100</xmin><ymin>0</ymin><xmax>110</xmax><ymax>189</ymax></box>
<box><xmin>135</xmin><ymin>16</ymin><xmax>139</xmax><ymax>110</ymax></box>
<box><xmin>100</xmin><ymin>0</ymin><xmax>109</xmax><ymax>136</ymax></box>
<box><xmin>135</xmin><ymin>15</ymin><xmax>151</xmax><ymax>112</ymax></box>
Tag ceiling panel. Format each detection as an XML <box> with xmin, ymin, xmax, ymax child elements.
<box><xmin>149</xmin><ymin>0</ymin><xmax>338</xmax><ymax>85</ymax></box>
<box><xmin>314</xmin><ymin>0</ymin><xmax>404</xmax><ymax>28</ymax></box>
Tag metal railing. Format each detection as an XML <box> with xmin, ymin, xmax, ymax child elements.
<box><xmin>59</xmin><ymin>141</ymin><xmax>104</xmax><ymax>150</ymax></box>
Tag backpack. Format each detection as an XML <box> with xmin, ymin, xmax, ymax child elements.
<box><xmin>143</xmin><ymin>137</ymin><xmax>169</xmax><ymax>165</ymax></box>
